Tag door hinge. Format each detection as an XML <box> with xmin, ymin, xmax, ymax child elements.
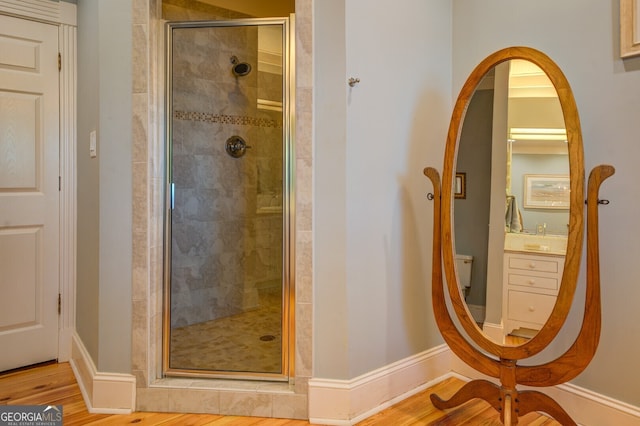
<box><xmin>58</xmin><ymin>53</ymin><xmax>61</xmax><ymax>71</ymax></box>
<box><xmin>58</xmin><ymin>176</ymin><xmax>61</xmax><ymax>191</ymax></box>
<box><xmin>58</xmin><ymin>293</ymin><xmax>61</xmax><ymax>315</ymax></box>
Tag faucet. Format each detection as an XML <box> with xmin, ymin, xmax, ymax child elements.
<box><xmin>536</xmin><ymin>223</ymin><xmax>547</xmax><ymax>236</ymax></box>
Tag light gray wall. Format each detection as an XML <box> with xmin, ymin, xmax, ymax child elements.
<box><xmin>76</xmin><ymin>0</ymin><xmax>132</xmax><ymax>373</ymax></box>
<box><xmin>314</xmin><ymin>0</ymin><xmax>350</xmax><ymax>379</ymax></box>
<box><xmin>454</xmin><ymin>0</ymin><xmax>640</xmax><ymax>407</ymax></box>
<box><xmin>76</xmin><ymin>0</ymin><xmax>100</xmax><ymax>365</ymax></box>
<box><xmin>454</xmin><ymin>89</ymin><xmax>493</xmax><ymax>307</ymax></box>
<box><xmin>511</xmin><ymin>153</ymin><xmax>570</xmax><ymax>234</ymax></box>
<box><xmin>314</xmin><ymin>0</ymin><xmax>452</xmax><ymax>380</ymax></box>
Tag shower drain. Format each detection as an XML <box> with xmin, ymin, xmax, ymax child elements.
<box><xmin>259</xmin><ymin>335</ymin><xmax>276</xmax><ymax>342</ymax></box>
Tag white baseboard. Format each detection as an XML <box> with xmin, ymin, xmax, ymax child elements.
<box><xmin>57</xmin><ymin>326</ymin><xmax>74</xmax><ymax>362</ymax></box>
<box><xmin>481</xmin><ymin>321</ymin><xmax>504</xmax><ymax>344</ymax></box>
<box><xmin>65</xmin><ymin>333</ymin><xmax>640</xmax><ymax>424</ymax></box>
<box><xmin>549</xmin><ymin>382</ymin><xmax>640</xmax><ymax>426</ymax></box>
<box><xmin>308</xmin><ymin>345</ymin><xmax>452</xmax><ymax>425</ymax></box>
<box><xmin>308</xmin><ymin>345</ymin><xmax>640</xmax><ymax>425</ymax></box>
<box><xmin>69</xmin><ymin>332</ymin><xmax>136</xmax><ymax>414</ymax></box>
<box><xmin>450</xmin><ymin>354</ymin><xmax>640</xmax><ymax>426</ymax></box>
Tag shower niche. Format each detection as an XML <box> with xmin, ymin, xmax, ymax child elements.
<box><xmin>163</xmin><ymin>18</ymin><xmax>294</xmax><ymax>380</ymax></box>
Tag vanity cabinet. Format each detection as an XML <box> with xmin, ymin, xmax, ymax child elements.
<box><xmin>503</xmin><ymin>251</ymin><xmax>565</xmax><ymax>337</ymax></box>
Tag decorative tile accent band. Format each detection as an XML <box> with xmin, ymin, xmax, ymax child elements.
<box><xmin>174</xmin><ymin>110</ymin><xmax>282</xmax><ymax>128</ymax></box>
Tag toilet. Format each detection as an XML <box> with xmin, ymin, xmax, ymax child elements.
<box><xmin>455</xmin><ymin>254</ymin><xmax>474</xmax><ymax>296</ymax></box>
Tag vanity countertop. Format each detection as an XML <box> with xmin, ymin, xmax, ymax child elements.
<box><xmin>504</xmin><ymin>248</ymin><xmax>566</xmax><ymax>256</ymax></box>
<box><xmin>504</xmin><ymin>233</ymin><xmax>567</xmax><ymax>256</ymax></box>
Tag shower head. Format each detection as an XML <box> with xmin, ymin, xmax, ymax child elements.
<box><xmin>230</xmin><ymin>55</ymin><xmax>252</xmax><ymax>77</ymax></box>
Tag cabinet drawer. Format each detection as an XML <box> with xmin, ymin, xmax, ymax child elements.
<box><xmin>507</xmin><ymin>291</ymin><xmax>556</xmax><ymax>325</ymax></box>
<box><xmin>507</xmin><ymin>273</ymin><xmax>559</xmax><ymax>291</ymax></box>
<box><xmin>508</xmin><ymin>256</ymin><xmax>559</xmax><ymax>273</ymax></box>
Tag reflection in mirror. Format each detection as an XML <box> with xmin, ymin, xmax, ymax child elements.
<box><xmin>454</xmin><ymin>60</ymin><xmax>569</xmax><ymax>346</ymax></box>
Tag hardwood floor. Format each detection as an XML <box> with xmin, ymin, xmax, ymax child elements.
<box><xmin>0</xmin><ymin>362</ymin><xmax>558</xmax><ymax>425</ymax></box>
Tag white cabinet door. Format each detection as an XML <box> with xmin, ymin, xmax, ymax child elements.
<box><xmin>0</xmin><ymin>14</ymin><xmax>59</xmax><ymax>371</ymax></box>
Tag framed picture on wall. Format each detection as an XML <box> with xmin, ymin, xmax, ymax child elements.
<box><xmin>621</xmin><ymin>0</ymin><xmax>640</xmax><ymax>58</ymax></box>
<box><xmin>455</xmin><ymin>172</ymin><xmax>466</xmax><ymax>199</ymax></box>
<box><xmin>523</xmin><ymin>174</ymin><xmax>570</xmax><ymax>209</ymax></box>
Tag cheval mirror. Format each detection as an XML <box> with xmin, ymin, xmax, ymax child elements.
<box><xmin>424</xmin><ymin>46</ymin><xmax>614</xmax><ymax>425</ymax></box>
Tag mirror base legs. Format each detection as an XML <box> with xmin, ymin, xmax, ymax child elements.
<box><xmin>517</xmin><ymin>390</ymin><xmax>576</xmax><ymax>426</ymax></box>
<box><xmin>430</xmin><ymin>379</ymin><xmax>577</xmax><ymax>425</ymax></box>
<box><xmin>430</xmin><ymin>379</ymin><xmax>501</xmax><ymax>417</ymax></box>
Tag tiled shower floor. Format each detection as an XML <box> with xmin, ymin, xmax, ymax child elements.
<box><xmin>169</xmin><ymin>290</ymin><xmax>283</xmax><ymax>374</ymax></box>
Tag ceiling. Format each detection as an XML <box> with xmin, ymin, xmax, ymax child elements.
<box><xmin>508</xmin><ymin>59</ymin><xmax>557</xmax><ymax>98</ymax></box>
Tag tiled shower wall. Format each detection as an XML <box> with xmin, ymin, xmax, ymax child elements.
<box><xmin>170</xmin><ymin>25</ymin><xmax>283</xmax><ymax>328</ymax></box>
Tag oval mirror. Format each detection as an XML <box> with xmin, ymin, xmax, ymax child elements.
<box><xmin>441</xmin><ymin>47</ymin><xmax>584</xmax><ymax>359</ymax></box>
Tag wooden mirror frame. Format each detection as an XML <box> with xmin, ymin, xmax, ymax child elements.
<box><xmin>443</xmin><ymin>46</ymin><xmax>584</xmax><ymax>360</ymax></box>
<box><xmin>424</xmin><ymin>46</ymin><xmax>615</xmax><ymax>424</ymax></box>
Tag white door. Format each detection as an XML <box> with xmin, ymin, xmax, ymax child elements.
<box><xmin>0</xmin><ymin>14</ymin><xmax>60</xmax><ymax>371</ymax></box>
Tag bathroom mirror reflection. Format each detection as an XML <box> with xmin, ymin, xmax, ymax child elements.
<box><xmin>453</xmin><ymin>59</ymin><xmax>569</xmax><ymax>345</ymax></box>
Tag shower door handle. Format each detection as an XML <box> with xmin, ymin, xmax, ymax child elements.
<box><xmin>171</xmin><ymin>182</ymin><xmax>175</xmax><ymax>210</ymax></box>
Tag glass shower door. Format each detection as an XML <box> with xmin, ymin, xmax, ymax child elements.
<box><xmin>164</xmin><ymin>18</ymin><xmax>293</xmax><ymax>380</ymax></box>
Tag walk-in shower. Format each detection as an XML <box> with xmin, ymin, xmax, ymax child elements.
<box><xmin>163</xmin><ymin>18</ymin><xmax>294</xmax><ymax>380</ymax></box>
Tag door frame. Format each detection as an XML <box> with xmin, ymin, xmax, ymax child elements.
<box><xmin>0</xmin><ymin>1</ymin><xmax>78</xmax><ymax>364</ymax></box>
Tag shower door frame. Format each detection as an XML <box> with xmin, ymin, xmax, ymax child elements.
<box><xmin>162</xmin><ymin>17</ymin><xmax>295</xmax><ymax>382</ymax></box>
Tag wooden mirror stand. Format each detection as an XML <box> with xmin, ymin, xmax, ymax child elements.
<box><xmin>424</xmin><ymin>47</ymin><xmax>615</xmax><ymax>425</ymax></box>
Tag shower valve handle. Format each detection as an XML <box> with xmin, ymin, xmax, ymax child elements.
<box><xmin>225</xmin><ymin>135</ymin><xmax>251</xmax><ymax>158</ymax></box>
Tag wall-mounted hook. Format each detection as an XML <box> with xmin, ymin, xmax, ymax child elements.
<box><xmin>348</xmin><ymin>77</ymin><xmax>360</xmax><ymax>87</ymax></box>
<box><xmin>584</xmin><ymin>199</ymin><xmax>611</xmax><ymax>205</ymax></box>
